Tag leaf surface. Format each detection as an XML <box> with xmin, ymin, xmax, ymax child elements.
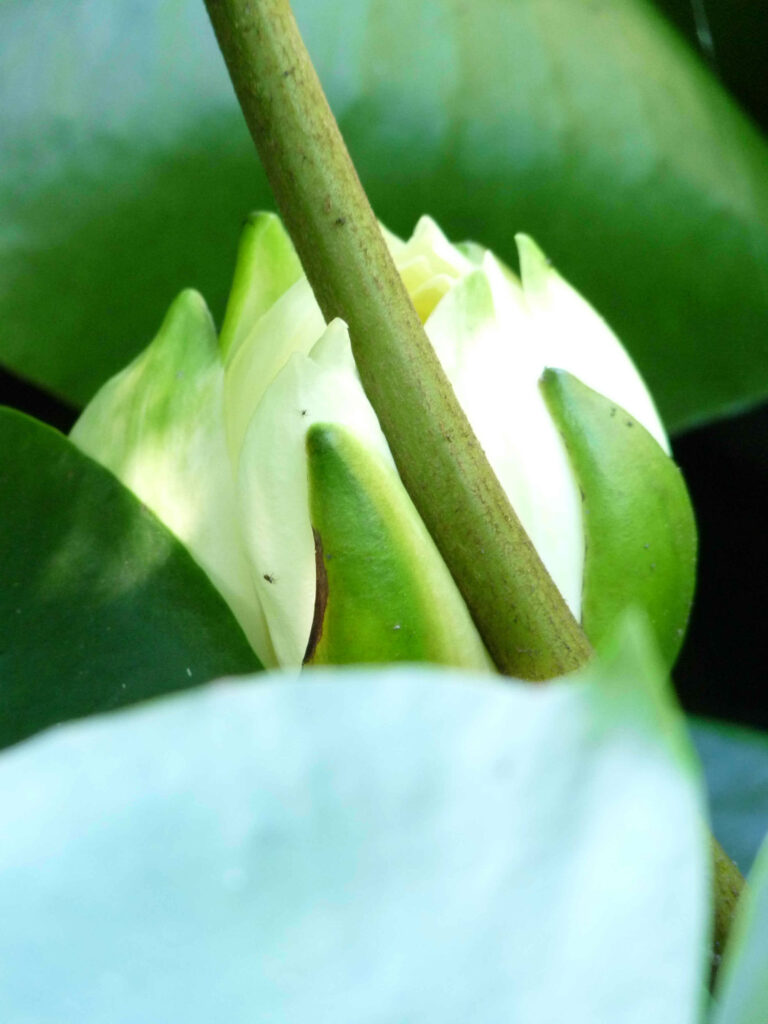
<box><xmin>0</xmin><ymin>407</ymin><xmax>261</xmax><ymax>750</ymax></box>
<box><xmin>2</xmin><ymin>0</ymin><xmax>768</xmax><ymax>430</ymax></box>
<box><xmin>0</xmin><ymin>617</ymin><xmax>708</xmax><ymax>1022</ymax></box>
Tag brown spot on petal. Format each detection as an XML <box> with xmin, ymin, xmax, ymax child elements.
<box><xmin>303</xmin><ymin>528</ymin><xmax>328</xmax><ymax>663</ymax></box>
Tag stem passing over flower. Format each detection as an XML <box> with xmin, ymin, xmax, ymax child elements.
<box><xmin>203</xmin><ymin>0</ymin><xmax>591</xmax><ymax>679</ymax></box>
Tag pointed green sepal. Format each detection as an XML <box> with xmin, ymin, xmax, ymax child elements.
<box><xmin>305</xmin><ymin>423</ymin><xmax>492</xmax><ymax>670</ymax></box>
<box><xmin>218</xmin><ymin>211</ymin><xmax>304</xmax><ymax>364</ymax></box>
<box><xmin>71</xmin><ymin>288</ymin><xmax>222</xmax><ymax>480</ymax></box>
<box><xmin>540</xmin><ymin>368</ymin><xmax>696</xmax><ymax>668</ymax></box>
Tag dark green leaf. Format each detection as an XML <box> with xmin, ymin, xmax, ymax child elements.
<box><xmin>2</xmin><ymin>0</ymin><xmax>768</xmax><ymax>431</ymax></box>
<box><xmin>0</xmin><ymin>619</ymin><xmax>708</xmax><ymax>1022</ymax></box>
<box><xmin>0</xmin><ymin>407</ymin><xmax>261</xmax><ymax>750</ymax></box>
<box><xmin>652</xmin><ymin>0</ymin><xmax>768</xmax><ymax>130</ymax></box>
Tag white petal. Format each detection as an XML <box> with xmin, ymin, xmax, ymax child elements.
<box><xmin>427</xmin><ymin>266</ymin><xmax>584</xmax><ymax>618</ymax></box>
<box><xmin>516</xmin><ymin>234</ymin><xmax>670</xmax><ymax>452</ymax></box>
<box><xmin>394</xmin><ymin>215</ymin><xmax>475</xmax><ymax>282</ymax></box>
<box><xmin>223</xmin><ymin>275</ymin><xmax>325</xmax><ymax>469</ymax></box>
<box><xmin>237</xmin><ymin>320</ymin><xmax>392</xmax><ymax>666</ymax></box>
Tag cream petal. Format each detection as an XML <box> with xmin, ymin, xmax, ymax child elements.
<box><xmin>426</xmin><ymin>266</ymin><xmax>584</xmax><ymax>618</ymax></box>
<box><xmin>223</xmin><ymin>275</ymin><xmax>325</xmax><ymax>470</ymax></box>
<box><xmin>395</xmin><ymin>215</ymin><xmax>475</xmax><ymax>281</ymax></box>
<box><xmin>237</xmin><ymin>320</ymin><xmax>392</xmax><ymax>666</ymax></box>
<box><xmin>516</xmin><ymin>234</ymin><xmax>669</xmax><ymax>452</ymax></box>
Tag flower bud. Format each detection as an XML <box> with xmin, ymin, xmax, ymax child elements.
<box><xmin>71</xmin><ymin>213</ymin><xmax>695</xmax><ymax>671</ymax></box>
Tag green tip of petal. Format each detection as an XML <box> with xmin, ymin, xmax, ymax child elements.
<box><xmin>70</xmin><ymin>287</ymin><xmax>274</xmax><ymax>664</ymax></box>
<box><xmin>514</xmin><ymin>232</ymin><xmax>553</xmax><ymax>295</ymax></box>
<box><xmin>219</xmin><ymin>211</ymin><xmax>304</xmax><ymax>364</ymax></box>
<box><xmin>141</xmin><ymin>288</ymin><xmax>217</xmax><ymax>367</ymax></box>
<box><xmin>72</xmin><ymin>287</ymin><xmax>219</xmax><ymax>463</ymax></box>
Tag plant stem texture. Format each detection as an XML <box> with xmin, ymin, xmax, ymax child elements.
<box><xmin>204</xmin><ymin>0</ymin><xmax>592</xmax><ymax>679</ymax></box>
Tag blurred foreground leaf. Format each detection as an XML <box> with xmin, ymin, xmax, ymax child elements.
<box><xmin>0</xmin><ymin>408</ymin><xmax>261</xmax><ymax>750</ymax></box>
<box><xmin>0</xmin><ymin>618</ymin><xmax>708</xmax><ymax>1022</ymax></box>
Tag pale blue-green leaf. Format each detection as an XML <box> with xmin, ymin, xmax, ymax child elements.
<box><xmin>0</xmin><ymin>617</ymin><xmax>708</xmax><ymax>1023</ymax></box>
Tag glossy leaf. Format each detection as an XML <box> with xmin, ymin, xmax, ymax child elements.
<box><xmin>541</xmin><ymin>368</ymin><xmax>696</xmax><ymax>666</ymax></box>
<box><xmin>2</xmin><ymin>0</ymin><xmax>768</xmax><ymax>431</ymax></box>
<box><xmin>0</xmin><ymin>617</ymin><xmax>708</xmax><ymax>1022</ymax></box>
<box><xmin>0</xmin><ymin>407</ymin><xmax>261</xmax><ymax>750</ymax></box>
<box><xmin>305</xmin><ymin>422</ymin><xmax>491</xmax><ymax>668</ymax></box>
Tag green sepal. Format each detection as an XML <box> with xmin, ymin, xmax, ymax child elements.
<box><xmin>540</xmin><ymin>368</ymin><xmax>696</xmax><ymax>668</ymax></box>
<box><xmin>218</xmin><ymin>211</ymin><xmax>304</xmax><ymax>364</ymax></box>
<box><xmin>305</xmin><ymin>423</ymin><xmax>492</xmax><ymax>670</ymax></box>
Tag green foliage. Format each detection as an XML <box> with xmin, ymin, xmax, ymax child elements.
<box><xmin>3</xmin><ymin>0</ymin><xmax>768</xmax><ymax>431</ymax></box>
<box><xmin>0</xmin><ymin>618</ymin><xmax>708</xmax><ymax>1022</ymax></box>
<box><xmin>0</xmin><ymin>407</ymin><xmax>261</xmax><ymax>750</ymax></box>
<box><xmin>652</xmin><ymin>0</ymin><xmax>768</xmax><ymax>129</ymax></box>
